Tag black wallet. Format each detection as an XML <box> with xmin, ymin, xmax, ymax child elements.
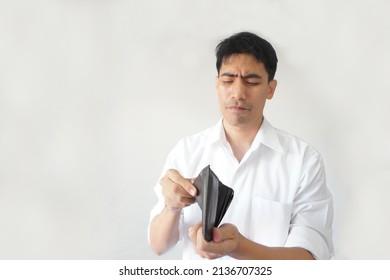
<box><xmin>193</xmin><ymin>165</ymin><xmax>234</xmax><ymax>242</ymax></box>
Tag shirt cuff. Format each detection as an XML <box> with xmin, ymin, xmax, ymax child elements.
<box><xmin>284</xmin><ymin>226</ymin><xmax>334</xmax><ymax>259</ymax></box>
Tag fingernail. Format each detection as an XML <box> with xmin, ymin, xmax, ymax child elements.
<box><xmin>190</xmin><ymin>188</ymin><xmax>197</xmax><ymax>196</ymax></box>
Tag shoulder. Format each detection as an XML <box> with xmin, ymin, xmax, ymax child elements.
<box><xmin>274</xmin><ymin>126</ymin><xmax>323</xmax><ymax>161</ymax></box>
<box><xmin>162</xmin><ymin>123</ymin><xmax>218</xmax><ymax>177</ymax></box>
<box><xmin>272</xmin><ymin>125</ymin><xmax>330</xmax><ymax>198</ymax></box>
<box><xmin>179</xmin><ymin>127</ymin><xmax>213</xmax><ymax>146</ymax></box>
<box><xmin>174</xmin><ymin>125</ymin><xmax>215</xmax><ymax>152</ymax></box>
<box><xmin>173</xmin><ymin>119</ymin><xmax>222</xmax><ymax>152</ymax></box>
<box><xmin>166</xmin><ymin>122</ymin><xmax>219</xmax><ymax>165</ymax></box>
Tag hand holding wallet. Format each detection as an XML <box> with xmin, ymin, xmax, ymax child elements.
<box><xmin>193</xmin><ymin>165</ymin><xmax>234</xmax><ymax>242</ymax></box>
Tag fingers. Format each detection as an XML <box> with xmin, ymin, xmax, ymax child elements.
<box><xmin>160</xmin><ymin>169</ymin><xmax>197</xmax><ymax>210</ymax></box>
<box><xmin>166</xmin><ymin>169</ymin><xmax>197</xmax><ymax>196</ymax></box>
<box><xmin>189</xmin><ymin>223</ymin><xmax>221</xmax><ymax>259</ymax></box>
<box><xmin>188</xmin><ymin>222</ymin><xmax>201</xmax><ymax>244</ymax></box>
<box><xmin>208</xmin><ymin>224</ymin><xmax>239</xmax><ymax>255</ymax></box>
<box><xmin>188</xmin><ymin>223</ymin><xmax>239</xmax><ymax>258</ymax></box>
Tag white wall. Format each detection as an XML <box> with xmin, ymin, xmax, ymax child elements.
<box><xmin>0</xmin><ymin>0</ymin><xmax>389</xmax><ymax>259</ymax></box>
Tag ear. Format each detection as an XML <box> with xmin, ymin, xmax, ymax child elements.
<box><xmin>266</xmin><ymin>79</ymin><xmax>277</xmax><ymax>100</ymax></box>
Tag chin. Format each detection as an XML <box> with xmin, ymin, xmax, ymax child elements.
<box><xmin>223</xmin><ymin>115</ymin><xmax>262</xmax><ymax>129</ymax></box>
<box><xmin>224</xmin><ymin>117</ymin><xmax>249</xmax><ymax>127</ymax></box>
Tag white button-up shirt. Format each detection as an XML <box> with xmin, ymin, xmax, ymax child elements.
<box><xmin>149</xmin><ymin>118</ymin><xmax>334</xmax><ymax>259</ymax></box>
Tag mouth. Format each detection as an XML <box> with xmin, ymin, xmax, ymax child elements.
<box><xmin>226</xmin><ymin>105</ymin><xmax>250</xmax><ymax>113</ymax></box>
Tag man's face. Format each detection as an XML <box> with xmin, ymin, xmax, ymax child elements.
<box><xmin>216</xmin><ymin>53</ymin><xmax>277</xmax><ymax>129</ymax></box>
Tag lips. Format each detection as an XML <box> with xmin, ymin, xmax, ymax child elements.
<box><xmin>226</xmin><ymin>104</ymin><xmax>250</xmax><ymax>112</ymax></box>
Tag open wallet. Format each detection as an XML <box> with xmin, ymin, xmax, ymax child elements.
<box><xmin>193</xmin><ymin>165</ymin><xmax>234</xmax><ymax>242</ymax></box>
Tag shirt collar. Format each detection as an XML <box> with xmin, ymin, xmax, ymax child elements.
<box><xmin>252</xmin><ymin>118</ymin><xmax>284</xmax><ymax>153</ymax></box>
<box><xmin>205</xmin><ymin>118</ymin><xmax>284</xmax><ymax>153</ymax></box>
<box><xmin>205</xmin><ymin>118</ymin><xmax>224</xmax><ymax>147</ymax></box>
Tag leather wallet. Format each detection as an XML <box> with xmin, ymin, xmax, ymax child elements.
<box><xmin>193</xmin><ymin>165</ymin><xmax>234</xmax><ymax>242</ymax></box>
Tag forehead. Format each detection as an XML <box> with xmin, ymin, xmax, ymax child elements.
<box><xmin>220</xmin><ymin>53</ymin><xmax>266</xmax><ymax>74</ymax></box>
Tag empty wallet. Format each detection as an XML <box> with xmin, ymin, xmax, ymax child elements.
<box><xmin>193</xmin><ymin>165</ymin><xmax>234</xmax><ymax>242</ymax></box>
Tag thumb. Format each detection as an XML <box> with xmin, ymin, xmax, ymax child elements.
<box><xmin>212</xmin><ymin>227</ymin><xmax>222</xmax><ymax>242</ymax></box>
<box><xmin>213</xmin><ymin>224</ymin><xmax>238</xmax><ymax>243</ymax></box>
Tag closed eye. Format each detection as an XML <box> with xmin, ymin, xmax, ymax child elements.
<box><xmin>246</xmin><ymin>81</ymin><xmax>260</xmax><ymax>86</ymax></box>
<box><xmin>219</xmin><ymin>73</ymin><xmax>262</xmax><ymax>86</ymax></box>
<box><xmin>244</xmin><ymin>74</ymin><xmax>262</xmax><ymax>86</ymax></box>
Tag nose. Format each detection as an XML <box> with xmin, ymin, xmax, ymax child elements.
<box><xmin>231</xmin><ymin>78</ymin><xmax>247</xmax><ymax>100</ymax></box>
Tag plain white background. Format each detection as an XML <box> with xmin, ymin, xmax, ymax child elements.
<box><xmin>0</xmin><ymin>0</ymin><xmax>389</xmax><ymax>259</ymax></box>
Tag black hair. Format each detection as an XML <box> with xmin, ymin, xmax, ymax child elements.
<box><xmin>215</xmin><ymin>32</ymin><xmax>278</xmax><ymax>81</ymax></box>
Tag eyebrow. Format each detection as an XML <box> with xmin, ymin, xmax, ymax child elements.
<box><xmin>220</xmin><ymin>72</ymin><xmax>263</xmax><ymax>79</ymax></box>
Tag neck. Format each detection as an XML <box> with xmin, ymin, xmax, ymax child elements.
<box><xmin>223</xmin><ymin>118</ymin><xmax>263</xmax><ymax>162</ymax></box>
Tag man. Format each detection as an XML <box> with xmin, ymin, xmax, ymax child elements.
<box><xmin>148</xmin><ymin>32</ymin><xmax>334</xmax><ymax>260</ymax></box>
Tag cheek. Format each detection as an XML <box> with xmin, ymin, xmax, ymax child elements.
<box><xmin>254</xmin><ymin>97</ymin><xmax>267</xmax><ymax>112</ymax></box>
<box><xmin>217</xmin><ymin>93</ymin><xmax>225</xmax><ymax>109</ymax></box>
<box><xmin>216</xmin><ymin>86</ymin><xmax>227</xmax><ymax>103</ymax></box>
<box><xmin>217</xmin><ymin>83</ymin><xmax>232</xmax><ymax>94</ymax></box>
